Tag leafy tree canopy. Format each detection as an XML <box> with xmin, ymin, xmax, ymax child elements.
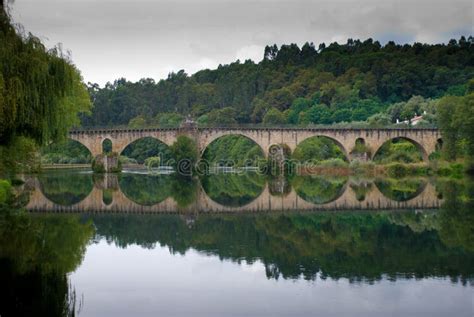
<box><xmin>81</xmin><ymin>37</ymin><xmax>473</xmax><ymax>128</ymax></box>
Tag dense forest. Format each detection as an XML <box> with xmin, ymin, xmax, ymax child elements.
<box><xmin>82</xmin><ymin>37</ymin><xmax>473</xmax><ymax>128</ymax></box>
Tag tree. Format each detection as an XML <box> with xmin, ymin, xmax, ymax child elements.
<box><xmin>454</xmin><ymin>90</ymin><xmax>474</xmax><ymax>170</ymax></box>
<box><xmin>207</xmin><ymin>107</ymin><xmax>237</xmax><ymax>125</ymax></box>
<box><xmin>263</xmin><ymin>88</ymin><xmax>295</xmax><ymax>111</ymax></box>
<box><xmin>300</xmin><ymin>104</ymin><xmax>332</xmax><ymax>124</ymax></box>
<box><xmin>0</xmin><ymin>11</ymin><xmax>91</xmax><ymax>146</ymax></box>
<box><xmin>263</xmin><ymin>44</ymin><xmax>278</xmax><ymax>61</ymax></box>
<box><xmin>170</xmin><ymin>136</ymin><xmax>198</xmax><ymax>176</ymax></box>
<box><xmin>262</xmin><ymin>107</ymin><xmax>286</xmax><ymax>125</ymax></box>
<box><xmin>145</xmin><ymin>156</ymin><xmax>161</xmax><ymax>169</ymax></box>
<box><xmin>128</xmin><ymin>115</ymin><xmax>147</xmax><ymax>128</ymax></box>
<box><xmin>287</xmin><ymin>98</ymin><xmax>312</xmax><ymax>124</ymax></box>
<box><xmin>367</xmin><ymin>113</ymin><xmax>391</xmax><ymax>127</ymax></box>
<box><xmin>154</xmin><ymin>113</ymin><xmax>183</xmax><ymax>127</ymax></box>
<box><xmin>436</xmin><ymin>96</ymin><xmax>461</xmax><ymax>160</ymax></box>
<box><xmin>332</xmin><ymin>109</ymin><xmax>352</xmax><ymax>123</ymax></box>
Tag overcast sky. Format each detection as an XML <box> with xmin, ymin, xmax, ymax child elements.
<box><xmin>10</xmin><ymin>0</ymin><xmax>473</xmax><ymax>86</ymax></box>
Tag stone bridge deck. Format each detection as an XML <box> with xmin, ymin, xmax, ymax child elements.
<box><xmin>69</xmin><ymin>127</ymin><xmax>441</xmax><ymax>161</ymax></box>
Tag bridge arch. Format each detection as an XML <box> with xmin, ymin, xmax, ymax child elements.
<box><xmin>374</xmin><ymin>178</ymin><xmax>428</xmax><ymax>202</ymax></box>
<box><xmin>293</xmin><ymin>135</ymin><xmax>350</xmax><ymax>162</ymax></box>
<box><xmin>102</xmin><ymin>138</ymin><xmax>112</xmax><ymax>153</ymax></box>
<box><xmin>115</xmin><ymin>135</ymin><xmax>175</xmax><ymax>157</ymax></box>
<box><xmin>42</xmin><ymin>138</ymin><xmax>93</xmax><ymax>164</ymax></box>
<box><xmin>119</xmin><ymin>136</ymin><xmax>174</xmax><ymax>165</ymax></box>
<box><xmin>372</xmin><ymin>137</ymin><xmax>428</xmax><ymax>162</ymax></box>
<box><xmin>200</xmin><ymin>133</ymin><xmax>265</xmax><ymax>166</ymax></box>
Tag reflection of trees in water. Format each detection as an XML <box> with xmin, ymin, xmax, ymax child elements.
<box><xmin>201</xmin><ymin>173</ymin><xmax>266</xmax><ymax>207</ymax></box>
<box><xmin>171</xmin><ymin>177</ymin><xmax>198</xmax><ymax>208</ymax></box>
<box><xmin>0</xmin><ymin>211</ymin><xmax>94</xmax><ymax>316</ymax></box>
<box><xmin>91</xmin><ymin>207</ymin><xmax>474</xmax><ymax>284</ymax></box>
<box><xmin>37</xmin><ymin>171</ymin><xmax>437</xmax><ymax>209</ymax></box>
<box><xmin>268</xmin><ymin>176</ymin><xmax>291</xmax><ymax>196</ymax></box>
<box><xmin>350</xmin><ymin>182</ymin><xmax>373</xmax><ymax>201</ymax></box>
<box><xmin>119</xmin><ymin>173</ymin><xmax>174</xmax><ymax>206</ymax></box>
<box><xmin>119</xmin><ymin>174</ymin><xmax>198</xmax><ymax>207</ymax></box>
<box><xmin>39</xmin><ymin>171</ymin><xmax>93</xmax><ymax>206</ymax></box>
<box><xmin>292</xmin><ymin>175</ymin><xmax>347</xmax><ymax>204</ymax></box>
<box><xmin>375</xmin><ymin>178</ymin><xmax>427</xmax><ymax>201</ymax></box>
<box><xmin>435</xmin><ymin>178</ymin><xmax>474</xmax><ymax>252</ymax></box>
<box><xmin>0</xmin><ymin>263</ymin><xmax>76</xmax><ymax>317</ymax></box>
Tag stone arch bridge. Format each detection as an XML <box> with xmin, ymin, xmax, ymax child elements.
<box><xmin>69</xmin><ymin>127</ymin><xmax>441</xmax><ymax>162</ymax></box>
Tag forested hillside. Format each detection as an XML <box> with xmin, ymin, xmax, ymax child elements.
<box><xmin>82</xmin><ymin>37</ymin><xmax>474</xmax><ymax>127</ymax></box>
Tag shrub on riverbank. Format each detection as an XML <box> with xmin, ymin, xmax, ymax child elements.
<box><xmin>92</xmin><ymin>156</ymin><xmax>106</xmax><ymax>173</ymax></box>
<box><xmin>434</xmin><ymin>162</ymin><xmax>465</xmax><ymax>178</ymax></box>
<box><xmin>119</xmin><ymin>156</ymin><xmax>138</xmax><ymax>165</ymax></box>
<box><xmin>0</xmin><ymin>136</ymin><xmax>41</xmax><ymax>178</ymax></box>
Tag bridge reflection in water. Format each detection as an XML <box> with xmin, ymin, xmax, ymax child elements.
<box><xmin>25</xmin><ymin>173</ymin><xmax>442</xmax><ymax>213</ymax></box>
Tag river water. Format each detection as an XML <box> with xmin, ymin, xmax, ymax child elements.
<box><xmin>0</xmin><ymin>170</ymin><xmax>473</xmax><ymax>316</ymax></box>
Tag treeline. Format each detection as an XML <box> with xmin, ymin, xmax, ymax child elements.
<box><xmin>82</xmin><ymin>37</ymin><xmax>473</xmax><ymax>127</ymax></box>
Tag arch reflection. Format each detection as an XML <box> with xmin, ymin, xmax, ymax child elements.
<box><xmin>201</xmin><ymin>172</ymin><xmax>266</xmax><ymax>207</ymax></box>
<box><xmin>375</xmin><ymin>178</ymin><xmax>427</xmax><ymax>202</ymax></box>
<box><xmin>32</xmin><ymin>170</ymin><xmax>442</xmax><ymax>212</ymax></box>
<box><xmin>119</xmin><ymin>173</ymin><xmax>174</xmax><ymax>206</ymax></box>
<box><xmin>291</xmin><ymin>175</ymin><xmax>348</xmax><ymax>204</ymax></box>
<box><xmin>38</xmin><ymin>170</ymin><xmax>93</xmax><ymax>206</ymax></box>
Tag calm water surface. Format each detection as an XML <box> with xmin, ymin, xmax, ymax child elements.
<box><xmin>0</xmin><ymin>170</ymin><xmax>473</xmax><ymax>317</ymax></box>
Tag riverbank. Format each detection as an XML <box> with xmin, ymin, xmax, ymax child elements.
<box><xmin>297</xmin><ymin>160</ymin><xmax>467</xmax><ymax>178</ymax></box>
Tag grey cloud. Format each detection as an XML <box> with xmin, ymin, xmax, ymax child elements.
<box><xmin>10</xmin><ymin>0</ymin><xmax>473</xmax><ymax>85</ymax></box>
